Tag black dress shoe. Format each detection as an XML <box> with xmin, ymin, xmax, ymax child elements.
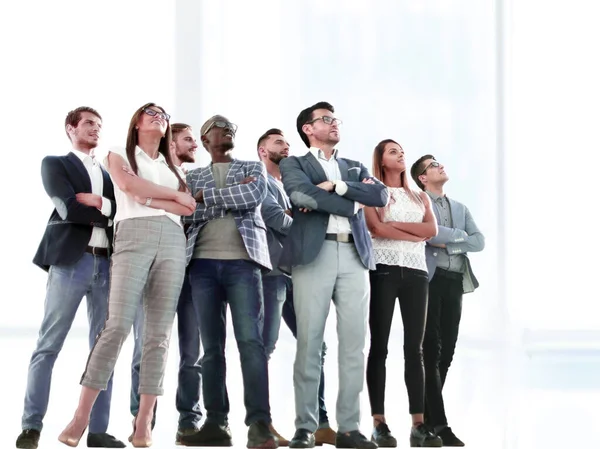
<box><xmin>372</xmin><ymin>422</ymin><xmax>397</xmax><ymax>447</ymax></box>
<box><xmin>87</xmin><ymin>432</ymin><xmax>126</xmax><ymax>448</ymax></box>
<box><xmin>436</xmin><ymin>427</ymin><xmax>464</xmax><ymax>447</ymax></box>
<box><xmin>409</xmin><ymin>424</ymin><xmax>442</xmax><ymax>447</ymax></box>
<box><xmin>247</xmin><ymin>420</ymin><xmax>277</xmax><ymax>448</ymax></box>
<box><xmin>179</xmin><ymin>421</ymin><xmax>233</xmax><ymax>446</ymax></box>
<box><xmin>289</xmin><ymin>429</ymin><xmax>315</xmax><ymax>448</ymax></box>
<box><xmin>335</xmin><ymin>430</ymin><xmax>377</xmax><ymax>448</ymax></box>
<box><xmin>16</xmin><ymin>429</ymin><xmax>40</xmax><ymax>449</ymax></box>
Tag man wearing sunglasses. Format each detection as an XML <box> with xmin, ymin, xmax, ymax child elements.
<box><xmin>410</xmin><ymin>155</ymin><xmax>486</xmax><ymax>447</ymax></box>
<box><xmin>279</xmin><ymin>101</ymin><xmax>389</xmax><ymax>449</ymax></box>
<box><xmin>179</xmin><ymin>115</ymin><xmax>276</xmax><ymax>448</ymax></box>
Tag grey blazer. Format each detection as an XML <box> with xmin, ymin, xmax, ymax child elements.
<box><xmin>279</xmin><ymin>151</ymin><xmax>389</xmax><ymax>271</ymax></box>
<box><xmin>261</xmin><ymin>174</ymin><xmax>293</xmax><ymax>276</ymax></box>
<box><xmin>425</xmin><ymin>195</ymin><xmax>485</xmax><ymax>293</ymax></box>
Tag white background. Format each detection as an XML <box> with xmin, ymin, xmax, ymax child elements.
<box><xmin>0</xmin><ymin>1</ymin><xmax>597</xmax><ymax>448</ymax></box>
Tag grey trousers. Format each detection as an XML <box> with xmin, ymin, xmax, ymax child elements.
<box><xmin>292</xmin><ymin>240</ymin><xmax>369</xmax><ymax>433</ymax></box>
<box><xmin>81</xmin><ymin>216</ymin><xmax>186</xmax><ymax>395</ymax></box>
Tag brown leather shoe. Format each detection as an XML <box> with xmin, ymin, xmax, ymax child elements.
<box><xmin>269</xmin><ymin>423</ymin><xmax>289</xmax><ymax>446</ymax></box>
<box><xmin>315</xmin><ymin>426</ymin><xmax>336</xmax><ymax>446</ymax></box>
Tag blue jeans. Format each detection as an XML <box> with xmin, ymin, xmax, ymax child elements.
<box><xmin>262</xmin><ymin>274</ymin><xmax>329</xmax><ymax>424</ymax></box>
<box><xmin>22</xmin><ymin>253</ymin><xmax>113</xmax><ymax>433</ymax></box>
<box><xmin>130</xmin><ymin>274</ymin><xmax>202</xmax><ymax>429</ymax></box>
<box><xmin>188</xmin><ymin>258</ymin><xmax>271</xmax><ymax>426</ymax></box>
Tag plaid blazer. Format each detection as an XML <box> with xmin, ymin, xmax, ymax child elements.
<box><xmin>183</xmin><ymin>159</ymin><xmax>271</xmax><ymax>271</ymax></box>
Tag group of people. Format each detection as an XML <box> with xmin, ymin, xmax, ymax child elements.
<box><xmin>15</xmin><ymin>101</ymin><xmax>484</xmax><ymax>449</ymax></box>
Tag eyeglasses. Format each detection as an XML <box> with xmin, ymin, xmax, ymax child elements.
<box><xmin>420</xmin><ymin>161</ymin><xmax>441</xmax><ymax>175</ymax></box>
<box><xmin>203</xmin><ymin>120</ymin><xmax>238</xmax><ymax>136</ymax></box>
<box><xmin>307</xmin><ymin>116</ymin><xmax>343</xmax><ymax>126</ymax></box>
<box><xmin>143</xmin><ymin>107</ymin><xmax>171</xmax><ymax>121</ymax></box>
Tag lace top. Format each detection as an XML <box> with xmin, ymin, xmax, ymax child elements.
<box><xmin>372</xmin><ymin>187</ymin><xmax>427</xmax><ymax>271</ymax></box>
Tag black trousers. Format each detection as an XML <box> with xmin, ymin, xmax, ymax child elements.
<box><xmin>366</xmin><ymin>264</ymin><xmax>429</xmax><ymax>415</ymax></box>
<box><xmin>423</xmin><ymin>268</ymin><xmax>464</xmax><ymax>426</ymax></box>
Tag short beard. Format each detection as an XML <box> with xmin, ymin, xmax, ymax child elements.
<box><xmin>268</xmin><ymin>151</ymin><xmax>286</xmax><ymax>165</ymax></box>
<box><xmin>177</xmin><ymin>152</ymin><xmax>195</xmax><ymax>164</ymax></box>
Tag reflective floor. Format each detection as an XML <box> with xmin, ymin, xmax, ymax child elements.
<box><xmin>1</xmin><ymin>316</ymin><xmax>597</xmax><ymax>449</ymax></box>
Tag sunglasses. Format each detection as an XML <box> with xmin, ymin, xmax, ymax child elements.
<box><xmin>143</xmin><ymin>107</ymin><xmax>171</xmax><ymax>121</ymax></box>
<box><xmin>420</xmin><ymin>161</ymin><xmax>441</xmax><ymax>175</ymax></box>
<box><xmin>203</xmin><ymin>120</ymin><xmax>238</xmax><ymax>136</ymax></box>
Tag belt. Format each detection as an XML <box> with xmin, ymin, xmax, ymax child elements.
<box><xmin>86</xmin><ymin>246</ymin><xmax>109</xmax><ymax>258</ymax></box>
<box><xmin>435</xmin><ymin>267</ymin><xmax>463</xmax><ymax>281</ymax></box>
<box><xmin>325</xmin><ymin>233</ymin><xmax>354</xmax><ymax>243</ymax></box>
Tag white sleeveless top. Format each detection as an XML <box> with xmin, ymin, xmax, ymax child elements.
<box><xmin>372</xmin><ymin>187</ymin><xmax>427</xmax><ymax>271</ymax></box>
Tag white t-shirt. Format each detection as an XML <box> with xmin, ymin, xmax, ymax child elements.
<box><xmin>106</xmin><ymin>145</ymin><xmax>182</xmax><ymax>226</ymax></box>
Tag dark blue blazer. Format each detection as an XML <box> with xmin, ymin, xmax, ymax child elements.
<box><xmin>279</xmin><ymin>151</ymin><xmax>389</xmax><ymax>271</ymax></box>
<box><xmin>33</xmin><ymin>152</ymin><xmax>116</xmax><ymax>271</ymax></box>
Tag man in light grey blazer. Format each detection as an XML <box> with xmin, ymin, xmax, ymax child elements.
<box><xmin>411</xmin><ymin>155</ymin><xmax>485</xmax><ymax>447</ymax></box>
<box><xmin>280</xmin><ymin>102</ymin><xmax>389</xmax><ymax>449</ymax></box>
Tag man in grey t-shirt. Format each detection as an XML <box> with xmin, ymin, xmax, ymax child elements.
<box><xmin>180</xmin><ymin>115</ymin><xmax>276</xmax><ymax>449</ymax></box>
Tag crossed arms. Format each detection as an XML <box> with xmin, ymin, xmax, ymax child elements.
<box><xmin>279</xmin><ymin>157</ymin><xmax>388</xmax><ymax>217</ymax></box>
<box><xmin>183</xmin><ymin>162</ymin><xmax>268</xmax><ymax>225</ymax></box>
<box><xmin>365</xmin><ymin>190</ymin><xmax>438</xmax><ymax>241</ymax></box>
<box><xmin>41</xmin><ymin>156</ymin><xmax>116</xmax><ymax>227</ymax></box>
<box><xmin>428</xmin><ymin>207</ymin><xmax>485</xmax><ymax>253</ymax></box>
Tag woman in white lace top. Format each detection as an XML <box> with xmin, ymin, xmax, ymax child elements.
<box><xmin>364</xmin><ymin>139</ymin><xmax>441</xmax><ymax>448</ymax></box>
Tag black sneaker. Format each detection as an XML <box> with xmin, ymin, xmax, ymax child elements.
<box><xmin>247</xmin><ymin>420</ymin><xmax>277</xmax><ymax>448</ymax></box>
<box><xmin>436</xmin><ymin>427</ymin><xmax>464</xmax><ymax>447</ymax></box>
<box><xmin>372</xmin><ymin>422</ymin><xmax>397</xmax><ymax>447</ymax></box>
<box><xmin>409</xmin><ymin>424</ymin><xmax>442</xmax><ymax>447</ymax></box>
<box><xmin>179</xmin><ymin>421</ymin><xmax>233</xmax><ymax>446</ymax></box>
<box><xmin>176</xmin><ymin>427</ymin><xmax>200</xmax><ymax>445</ymax></box>
<box><xmin>335</xmin><ymin>430</ymin><xmax>377</xmax><ymax>448</ymax></box>
<box><xmin>16</xmin><ymin>429</ymin><xmax>40</xmax><ymax>449</ymax></box>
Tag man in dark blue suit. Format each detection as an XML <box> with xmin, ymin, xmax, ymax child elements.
<box><xmin>16</xmin><ymin>107</ymin><xmax>124</xmax><ymax>449</ymax></box>
<box><xmin>280</xmin><ymin>102</ymin><xmax>389</xmax><ymax>449</ymax></box>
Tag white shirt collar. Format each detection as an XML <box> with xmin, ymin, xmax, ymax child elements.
<box><xmin>135</xmin><ymin>145</ymin><xmax>167</xmax><ymax>164</ymax></box>
<box><xmin>71</xmin><ymin>148</ymin><xmax>95</xmax><ymax>162</ymax></box>
<box><xmin>309</xmin><ymin>146</ymin><xmax>338</xmax><ymax>161</ymax></box>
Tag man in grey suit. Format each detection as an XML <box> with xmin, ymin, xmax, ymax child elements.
<box><xmin>280</xmin><ymin>102</ymin><xmax>389</xmax><ymax>449</ymax></box>
<box><xmin>257</xmin><ymin>128</ymin><xmax>337</xmax><ymax>447</ymax></box>
<box><xmin>410</xmin><ymin>155</ymin><xmax>485</xmax><ymax>447</ymax></box>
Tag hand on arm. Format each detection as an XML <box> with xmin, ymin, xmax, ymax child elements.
<box><xmin>332</xmin><ymin>164</ymin><xmax>389</xmax><ymax>208</ymax></box>
<box><xmin>387</xmin><ymin>192</ymin><xmax>438</xmax><ymax>239</ymax></box>
<box><xmin>41</xmin><ymin>157</ymin><xmax>109</xmax><ymax>227</ymax></box>
<box><xmin>106</xmin><ymin>152</ymin><xmax>182</xmax><ymax>201</ymax></box>
<box><xmin>364</xmin><ymin>207</ymin><xmax>428</xmax><ymax>242</ymax></box>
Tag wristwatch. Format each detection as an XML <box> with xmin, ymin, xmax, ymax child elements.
<box><xmin>332</xmin><ymin>180</ymin><xmax>337</xmax><ymax>192</ymax></box>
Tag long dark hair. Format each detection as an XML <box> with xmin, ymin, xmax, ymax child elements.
<box><xmin>125</xmin><ymin>102</ymin><xmax>187</xmax><ymax>192</ymax></box>
<box><xmin>372</xmin><ymin>138</ymin><xmax>423</xmax><ymax>209</ymax></box>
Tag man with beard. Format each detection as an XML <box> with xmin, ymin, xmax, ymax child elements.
<box><xmin>17</xmin><ymin>107</ymin><xmax>125</xmax><ymax>449</ymax></box>
<box><xmin>129</xmin><ymin>123</ymin><xmax>203</xmax><ymax>444</ymax></box>
<box><xmin>179</xmin><ymin>115</ymin><xmax>276</xmax><ymax>448</ymax></box>
<box><xmin>256</xmin><ymin>129</ymin><xmax>338</xmax><ymax>447</ymax></box>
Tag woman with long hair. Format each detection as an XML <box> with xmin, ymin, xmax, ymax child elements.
<box><xmin>58</xmin><ymin>103</ymin><xmax>196</xmax><ymax>448</ymax></box>
<box><xmin>365</xmin><ymin>139</ymin><xmax>441</xmax><ymax>448</ymax></box>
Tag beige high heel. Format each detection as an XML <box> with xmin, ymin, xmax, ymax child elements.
<box><xmin>58</xmin><ymin>420</ymin><xmax>88</xmax><ymax>447</ymax></box>
<box><xmin>131</xmin><ymin>414</ymin><xmax>153</xmax><ymax>447</ymax></box>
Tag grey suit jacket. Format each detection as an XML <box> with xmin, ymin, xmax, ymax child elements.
<box><xmin>261</xmin><ymin>173</ymin><xmax>292</xmax><ymax>276</ymax></box>
<box><xmin>279</xmin><ymin>151</ymin><xmax>389</xmax><ymax>270</ymax></box>
<box><xmin>425</xmin><ymin>195</ymin><xmax>485</xmax><ymax>293</ymax></box>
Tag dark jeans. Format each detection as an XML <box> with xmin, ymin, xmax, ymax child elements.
<box><xmin>366</xmin><ymin>264</ymin><xmax>429</xmax><ymax>416</ymax></box>
<box><xmin>188</xmin><ymin>258</ymin><xmax>271</xmax><ymax>426</ymax></box>
<box><xmin>423</xmin><ymin>268</ymin><xmax>464</xmax><ymax>426</ymax></box>
<box><xmin>130</xmin><ymin>273</ymin><xmax>202</xmax><ymax>429</ymax></box>
<box><xmin>262</xmin><ymin>274</ymin><xmax>329</xmax><ymax>424</ymax></box>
